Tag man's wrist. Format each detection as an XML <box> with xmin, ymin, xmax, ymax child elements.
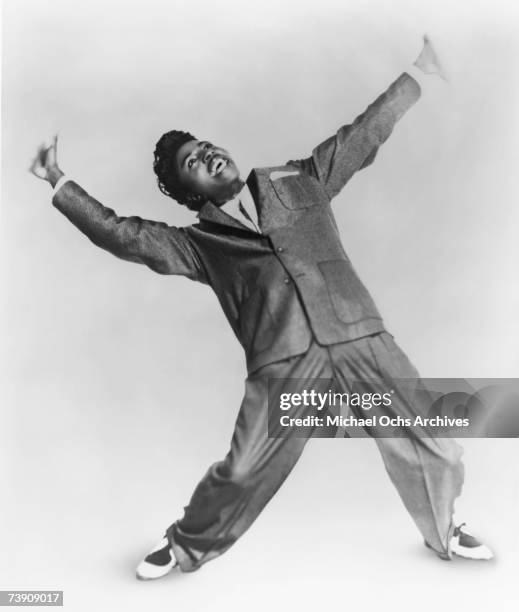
<box><xmin>408</xmin><ymin>65</ymin><xmax>425</xmax><ymax>85</ymax></box>
<box><xmin>48</xmin><ymin>167</ymin><xmax>64</xmax><ymax>188</ymax></box>
<box><xmin>52</xmin><ymin>174</ymin><xmax>71</xmax><ymax>196</ymax></box>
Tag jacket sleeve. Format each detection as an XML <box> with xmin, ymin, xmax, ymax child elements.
<box><xmin>290</xmin><ymin>72</ymin><xmax>421</xmax><ymax>200</ymax></box>
<box><xmin>52</xmin><ymin>181</ymin><xmax>207</xmax><ymax>282</ymax></box>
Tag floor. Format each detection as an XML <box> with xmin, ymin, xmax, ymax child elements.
<box><xmin>2</xmin><ymin>438</ymin><xmax>517</xmax><ymax>612</ymax></box>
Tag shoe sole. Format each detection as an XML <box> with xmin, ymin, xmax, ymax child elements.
<box><xmin>424</xmin><ymin>540</ymin><xmax>493</xmax><ymax>561</ymax></box>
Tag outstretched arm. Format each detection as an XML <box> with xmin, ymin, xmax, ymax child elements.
<box><xmin>30</xmin><ymin>137</ymin><xmax>207</xmax><ymax>281</ymax></box>
<box><xmin>291</xmin><ymin>35</ymin><xmax>446</xmax><ymax>200</ymax></box>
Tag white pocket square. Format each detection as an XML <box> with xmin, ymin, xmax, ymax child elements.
<box><xmin>269</xmin><ymin>170</ymin><xmax>299</xmax><ymax>181</ymax></box>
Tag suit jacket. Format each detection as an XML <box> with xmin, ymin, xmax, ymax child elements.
<box><xmin>52</xmin><ymin>72</ymin><xmax>421</xmax><ymax>374</ymax></box>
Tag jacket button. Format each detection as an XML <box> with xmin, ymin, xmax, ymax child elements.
<box><xmin>284</xmin><ymin>277</ymin><xmax>290</xmax><ymax>284</ymax></box>
<box><xmin>276</xmin><ymin>247</ymin><xmax>284</xmax><ymax>253</ymax></box>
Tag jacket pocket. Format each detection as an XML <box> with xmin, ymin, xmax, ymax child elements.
<box><xmin>318</xmin><ymin>259</ymin><xmax>382</xmax><ymax>324</ymax></box>
<box><xmin>271</xmin><ymin>174</ymin><xmax>327</xmax><ymax>210</ymax></box>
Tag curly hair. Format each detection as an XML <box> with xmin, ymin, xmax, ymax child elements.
<box><xmin>153</xmin><ymin>130</ymin><xmax>207</xmax><ymax>211</ymax></box>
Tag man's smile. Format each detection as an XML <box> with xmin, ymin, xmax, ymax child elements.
<box><xmin>208</xmin><ymin>155</ymin><xmax>229</xmax><ymax>177</ymax></box>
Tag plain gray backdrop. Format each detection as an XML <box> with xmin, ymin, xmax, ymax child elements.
<box><xmin>1</xmin><ymin>0</ymin><xmax>518</xmax><ymax>610</ymax></box>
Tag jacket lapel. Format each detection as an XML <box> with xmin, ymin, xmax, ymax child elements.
<box><xmin>197</xmin><ymin>200</ymin><xmax>256</xmax><ymax>233</ymax></box>
<box><xmin>197</xmin><ymin>166</ymin><xmax>301</xmax><ymax>235</ymax></box>
<box><xmin>247</xmin><ymin>167</ymin><xmax>297</xmax><ymax>234</ymax></box>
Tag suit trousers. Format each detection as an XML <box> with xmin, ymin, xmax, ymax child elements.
<box><xmin>166</xmin><ymin>332</ymin><xmax>464</xmax><ymax>571</ymax></box>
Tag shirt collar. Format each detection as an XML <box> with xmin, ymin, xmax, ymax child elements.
<box><xmin>196</xmin><ymin>169</ymin><xmax>254</xmax><ymax>231</ymax></box>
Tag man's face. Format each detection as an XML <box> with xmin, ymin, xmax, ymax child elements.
<box><xmin>174</xmin><ymin>139</ymin><xmax>242</xmax><ymax>205</ymax></box>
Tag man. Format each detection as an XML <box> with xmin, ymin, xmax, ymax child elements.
<box><xmin>31</xmin><ymin>35</ymin><xmax>493</xmax><ymax>579</ymax></box>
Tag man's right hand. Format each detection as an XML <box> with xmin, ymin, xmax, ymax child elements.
<box><xmin>29</xmin><ymin>134</ymin><xmax>64</xmax><ymax>188</ymax></box>
<box><xmin>413</xmin><ymin>35</ymin><xmax>448</xmax><ymax>82</ymax></box>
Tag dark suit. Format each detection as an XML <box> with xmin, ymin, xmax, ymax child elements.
<box><xmin>52</xmin><ymin>72</ymin><xmax>463</xmax><ymax>570</ymax></box>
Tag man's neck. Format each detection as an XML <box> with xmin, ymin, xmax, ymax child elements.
<box><xmin>212</xmin><ymin>178</ymin><xmax>246</xmax><ymax>208</ymax></box>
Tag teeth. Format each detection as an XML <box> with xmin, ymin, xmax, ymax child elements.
<box><xmin>210</xmin><ymin>158</ymin><xmax>227</xmax><ymax>176</ymax></box>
